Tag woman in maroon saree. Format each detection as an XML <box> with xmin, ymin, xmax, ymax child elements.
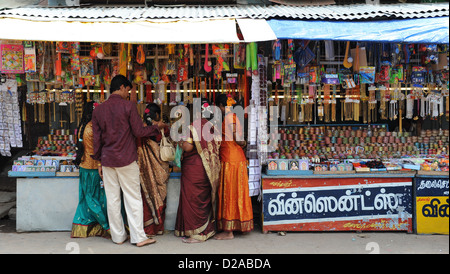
<box><xmin>174</xmin><ymin>100</ymin><xmax>221</xmax><ymax>243</ymax></box>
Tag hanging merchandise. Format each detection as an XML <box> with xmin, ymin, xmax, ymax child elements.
<box><xmin>37</xmin><ymin>89</ymin><xmax>47</xmax><ymax>123</ymax></box>
<box><xmin>166</xmin><ymin>44</ymin><xmax>176</xmax><ymax>76</ymax></box>
<box><xmin>342</xmin><ymin>41</ymin><xmax>353</xmax><ymax>69</ymax></box>
<box><xmin>118</xmin><ymin>43</ymin><xmax>127</xmax><ymax>76</ymax></box>
<box><xmin>136</xmin><ymin>44</ymin><xmax>145</xmax><ymax>65</ymax></box>
<box><xmin>70</xmin><ymin>42</ymin><xmax>80</xmax><ymax>72</ymax></box>
<box><xmin>379</xmin><ymin>84</ymin><xmax>388</xmax><ymax>120</ymax></box>
<box><xmin>169</xmin><ymin>81</ymin><xmax>177</xmax><ymax>106</ymax></box>
<box><xmin>443</xmin><ymin>85</ymin><xmax>449</xmax><ymax>121</ymax></box>
<box><xmin>212</xmin><ymin>44</ymin><xmax>230</xmax><ymax>79</ymax></box>
<box><xmin>0</xmin><ymin>79</ymin><xmax>23</xmax><ymax>156</ymax></box>
<box><xmin>304</xmin><ymin>84</ymin><xmax>315</xmax><ymax>122</ymax></box>
<box><xmin>317</xmin><ymin>85</ymin><xmax>324</xmax><ymax>121</ymax></box>
<box><xmin>246</xmin><ymin>42</ymin><xmax>258</xmax><ymax>76</ymax></box>
<box><xmin>406</xmin><ymin>87</ymin><xmax>414</xmax><ymax>119</ymax></box>
<box><xmin>150</xmin><ymin>45</ymin><xmax>160</xmax><ymax>85</ymax></box>
<box><xmin>127</xmin><ymin>43</ymin><xmax>133</xmax><ymax>72</ymax></box>
<box><xmin>6</xmin><ymin>36</ymin><xmax>448</xmax><ymax>193</ymax></box>
<box><xmin>323</xmin><ymin>84</ymin><xmax>331</xmax><ymax>122</ymax></box>
<box><xmin>204</xmin><ymin>44</ymin><xmax>212</xmax><ymax>73</ymax></box>
<box><xmin>23</xmin><ymin>41</ymin><xmax>36</xmax><ymax>74</ymax></box>
<box><xmin>293</xmin><ymin>40</ymin><xmax>315</xmax><ymax>70</ymax></box>
<box><xmin>411</xmin><ymin>66</ymin><xmax>427</xmax><ymax>84</ymax></box>
<box><xmin>80</xmin><ymin>57</ymin><xmax>94</xmax><ymax>79</ymax></box>
<box><xmin>1</xmin><ymin>44</ymin><xmax>24</xmax><ymax>74</ymax></box>
<box><xmin>389</xmin><ymin>83</ymin><xmax>399</xmax><ymax>121</ymax></box>
<box><xmin>75</xmin><ymin>88</ymin><xmax>83</xmax><ymax>122</ymax></box>
<box><xmin>412</xmin><ymin>84</ymin><xmax>422</xmax><ymax>120</ymax></box>
<box><xmin>359</xmin><ymin>66</ymin><xmax>375</xmax><ymax>84</ymax></box>
<box><xmin>360</xmin><ymin>84</ymin><xmax>368</xmax><ymax>123</ymax></box>
<box><xmin>324</xmin><ymin>40</ymin><xmax>335</xmax><ymax>61</ymax></box>
<box><xmin>420</xmin><ymin>87</ymin><xmax>430</xmax><ymax>118</ymax></box>
<box><xmin>234</xmin><ymin>43</ymin><xmax>246</xmax><ymax>69</ymax></box>
<box><xmin>331</xmin><ymin>85</ymin><xmax>337</xmax><ymax>122</ymax></box>
<box><xmin>155</xmin><ymin>79</ymin><xmax>167</xmax><ymax>105</ymax></box>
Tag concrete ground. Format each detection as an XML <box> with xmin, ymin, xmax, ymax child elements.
<box><xmin>0</xmin><ymin>218</ymin><xmax>448</xmax><ymax>254</ymax></box>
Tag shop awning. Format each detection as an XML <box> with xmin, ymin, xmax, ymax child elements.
<box><xmin>236</xmin><ymin>18</ymin><xmax>277</xmax><ymax>42</ymax></box>
<box><xmin>0</xmin><ymin>17</ymin><xmax>242</xmax><ymax>43</ymax></box>
<box><xmin>267</xmin><ymin>17</ymin><xmax>449</xmax><ymax>44</ymax></box>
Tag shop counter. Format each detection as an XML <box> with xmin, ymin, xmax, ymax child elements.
<box><xmin>414</xmin><ymin>174</ymin><xmax>449</xmax><ymax>235</ymax></box>
<box><xmin>13</xmin><ymin>173</ymin><xmax>181</xmax><ymax>232</ymax></box>
<box><xmin>261</xmin><ymin>173</ymin><xmax>415</xmax><ymax>233</ymax></box>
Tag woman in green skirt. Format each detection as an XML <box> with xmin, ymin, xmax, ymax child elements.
<box><xmin>71</xmin><ymin>101</ymin><xmax>110</xmax><ymax>238</ymax></box>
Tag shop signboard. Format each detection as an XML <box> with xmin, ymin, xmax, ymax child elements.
<box><xmin>414</xmin><ymin>176</ymin><xmax>449</xmax><ymax>235</ymax></box>
<box><xmin>262</xmin><ymin>176</ymin><xmax>413</xmax><ymax>232</ymax></box>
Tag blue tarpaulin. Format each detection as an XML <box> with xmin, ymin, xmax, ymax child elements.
<box><xmin>267</xmin><ymin>17</ymin><xmax>449</xmax><ymax>44</ymax></box>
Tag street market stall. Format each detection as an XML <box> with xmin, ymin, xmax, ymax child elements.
<box><xmin>258</xmin><ymin>15</ymin><xmax>449</xmax><ymax>233</ymax></box>
<box><xmin>0</xmin><ymin>3</ymin><xmax>448</xmax><ymax>234</ymax></box>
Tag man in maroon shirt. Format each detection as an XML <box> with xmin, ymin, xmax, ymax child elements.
<box><xmin>92</xmin><ymin>75</ymin><xmax>165</xmax><ymax>247</ymax></box>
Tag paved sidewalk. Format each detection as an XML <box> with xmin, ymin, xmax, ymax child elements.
<box><xmin>0</xmin><ymin>221</ymin><xmax>448</xmax><ymax>254</ymax></box>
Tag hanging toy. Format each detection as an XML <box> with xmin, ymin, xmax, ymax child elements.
<box><xmin>246</xmin><ymin>42</ymin><xmax>258</xmax><ymax>76</ymax></box>
<box><xmin>96</xmin><ymin>45</ymin><xmax>104</xmax><ymax>59</ymax></box>
<box><xmin>273</xmin><ymin>39</ymin><xmax>281</xmax><ymax>61</ymax></box>
<box><xmin>136</xmin><ymin>45</ymin><xmax>145</xmax><ymax>65</ymax></box>
<box><xmin>250</xmin><ymin>42</ymin><xmax>258</xmax><ymax>75</ymax></box>
<box><xmin>90</xmin><ymin>47</ymin><xmax>97</xmax><ymax>59</ymax></box>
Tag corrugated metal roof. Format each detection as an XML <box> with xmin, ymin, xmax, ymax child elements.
<box><xmin>0</xmin><ymin>3</ymin><xmax>448</xmax><ymax>21</ymax></box>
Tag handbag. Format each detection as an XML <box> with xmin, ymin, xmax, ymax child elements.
<box><xmin>160</xmin><ymin>129</ymin><xmax>176</xmax><ymax>162</ymax></box>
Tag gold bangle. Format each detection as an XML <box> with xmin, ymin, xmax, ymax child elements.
<box><xmin>97</xmin><ymin>163</ymin><xmax>102</xmax><ymax>167</ymax></box>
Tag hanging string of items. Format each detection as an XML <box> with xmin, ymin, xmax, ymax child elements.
<box><xmin>266</xmin><ymin>39</ymin><xmax>448</xmax><ymax>173</ymax></box>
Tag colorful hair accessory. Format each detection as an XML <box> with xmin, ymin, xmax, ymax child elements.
<box><xmin>145</xmin><ymin>108</ymin><xmax>150</xmax><ymax>114</ymax></box>
<box><xmin>226</xmin><ymin>96</ymin><xmax>236</xmax><ymax>107</ymax></box>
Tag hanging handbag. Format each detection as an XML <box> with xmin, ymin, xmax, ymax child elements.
<box><xmin>160</xmin><ymin>129</ymin><xmax>176</xmax><ymax>162</ymax></box>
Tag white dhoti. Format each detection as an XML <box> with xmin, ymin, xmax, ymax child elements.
<box><xmin>102</xmin><ymin>161</ymin><xmax>148</xmax><ymax>244</ymax></box>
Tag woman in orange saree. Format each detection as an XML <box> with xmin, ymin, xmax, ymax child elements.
<box><xmin>137</xmin><ymin>103</ymin><xmax>170</xmax><ymax>236</ymax></box>
<box><xmin>175</xmin><ymin>99</ymin><xmax>221</xmax><ymax>243</ymax></box>
<box><xmin>214</xmin><ymin>94</ymin><xmax>254</xmax><ymax>240</ymax></box>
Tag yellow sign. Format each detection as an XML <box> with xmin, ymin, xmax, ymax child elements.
<box><xmin>416</xmin><ymin>196</ymin><xmax>449</xmax><ymax>235</ymax></box>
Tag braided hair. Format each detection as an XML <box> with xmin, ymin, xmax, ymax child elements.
<box><xmin>74</xmin><ymin>101</ymin><xmax>95</xmax><ymax>166</ymax></box>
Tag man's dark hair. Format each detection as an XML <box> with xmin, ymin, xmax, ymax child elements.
<box><xmin>110</xmin><ymin>74</ymin><xmax>132</xmax><ymax>93</ymax></box>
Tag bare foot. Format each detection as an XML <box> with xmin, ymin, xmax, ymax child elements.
<box><xmin>214</xmin><ymin>231</ymin><xmax>234</xmax><ymax>240</ymax></box>
<box><xmin>115</xmin><ymin>236</ymin><xmax>129</xmax><ymax>245</ymax></box>
<box><xmin>136</xmin><ymin>238</ymin><xmax>157</xmax><ymax>247</ymax></box>
<box><xmin>182</xmin><ymin>237</ymin><xmax>203</xmax><ymax>244</ymax></box>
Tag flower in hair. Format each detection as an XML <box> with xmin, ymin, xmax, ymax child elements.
<box><xmin>226</xmin><ymin>96</ymin><xmax>236</xmax><ymax>107</ymax></box>
<box><xmin>145</xmin><ymin>108</ymin><xmax>150</xmax><ymax>114</ymax></box>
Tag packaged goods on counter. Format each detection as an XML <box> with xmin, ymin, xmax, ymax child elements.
<box><xmin>8</xmin><ymin>155</ymin><xmax>78</xmax><ymax>177</ymax></box>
